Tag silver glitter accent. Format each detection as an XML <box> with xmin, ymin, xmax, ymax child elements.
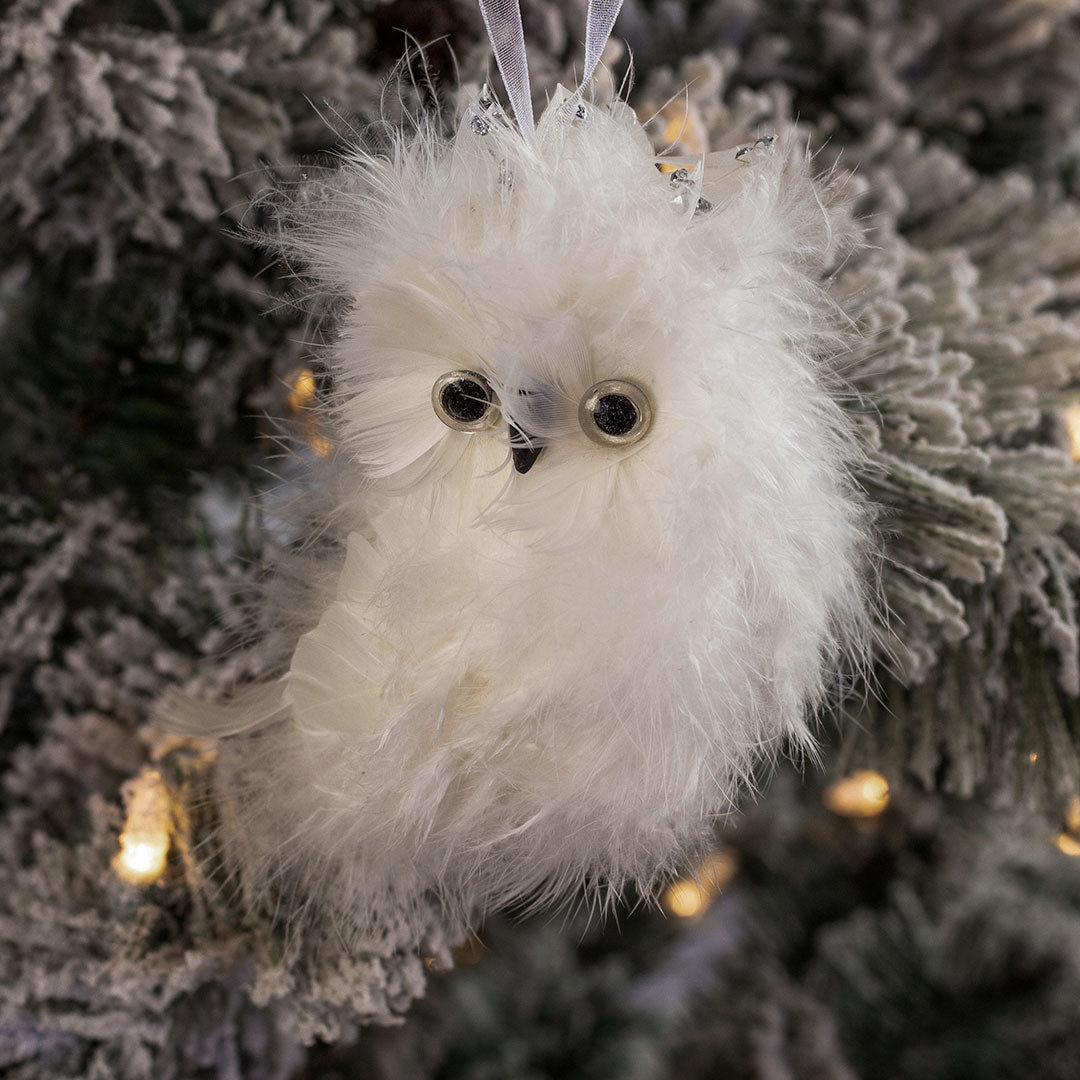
<box><xmin>669</xmin><ymin>167</ymin><xmax>700</xmax><ymax>214</ymax></box>
<box><xmin>472</xmin><ymin>88</ymin><xmax>513</xmax><ymax>131</ymax></box>
<box><xmin>735</xmin><ymin>134</ymin><xmax>777</xmax><ymax>161</ymax></box>
<box><xmin>575</xmin><ymin>103</ymin><xmax>588</xmax><ymax>120</ymax></box>
<box><xmin>695</xmin><ymin>196</ymin><xmax>712</xmax><ymax>215</ymax></box>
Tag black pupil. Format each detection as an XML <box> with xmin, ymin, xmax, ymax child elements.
<box><xmin>441</xmin><ymin>378</ymin><xmax>489</xmax><ymax>422</ymax></box>
<box><xmin>593</xmin><ymin>394</ymin><xmax>638</xmax><ymax>436</ymax></box>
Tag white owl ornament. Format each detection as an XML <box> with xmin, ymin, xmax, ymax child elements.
<box><xmin>169</xmin><ymin>0</ymin><xmax>870</xmax><ymax>939</ymax></box>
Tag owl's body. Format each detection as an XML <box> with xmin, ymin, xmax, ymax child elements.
<box><xmin>172</xmin><ymin>90</ymin><xmax>869</xmax><ymax>937</ymax></box>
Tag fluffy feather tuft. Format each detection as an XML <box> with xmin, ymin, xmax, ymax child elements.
<box><xmin>166</xmin><ymin>88</ymin><xmax>873</xmax><ymax>941</ymax></box>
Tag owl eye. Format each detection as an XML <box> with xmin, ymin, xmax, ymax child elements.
<box><xmin>578</xmin><ymin>379</ymin><xmax>652</xmax><ymax>447</ymax></box>
<box><xmin>432</xmin><ymin>371</ymin><xmax>498</xmax><ymax>431</ymax></box>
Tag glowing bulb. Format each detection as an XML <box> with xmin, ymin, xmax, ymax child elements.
<box><xmin>823</xmin><ymin>770</ymin><xmax>890</xmax><ymax>818</ymax></box>
<box><xmin>663</xmin><ymin>879</ymin><xmax>708</xmax><ymax>918</ymax></box>
<box><xmin>662</xmin><ymin>849</ymin><xmax>738</xmax><ymax>918</ymax></box>
<box><xmin>1056</xmin><ymin>833</ymin><xmax>1080</xmax><ymax>857</ymax></box>
<box><xmin>657</xmin><ymin>102</ymin><xmax>706</xmax><ymax>154</ymax></box>
<box><xmin>113</xmin><ymin>768</ymin><xmax>171</xmax><ymax>886</ymax></box>
<box><xmin>119</xmin><ymin>839</ymin><xmax>169</xmax><ymax>879</ymax></box>
<box><xmin>1065</xmin><ymin>795</ymin><xmax>1080</xmax><ymax>835</ymax></box>
<box><xmin>662</xmin><ymin>115</ymin><xmax>685</xmax><ymax>144</ymax></box>
<box><xmin>637</xmin><ymin>97</ymin><xmax>706</xmax><ymax>165</ymax></box>
<box><xmin>308</xmin><ymin>433</ymin><xmax>332</xmax><ymax>458</ymax></box>
<box><xmin>287</xmin><ymin>368</ymin><xmax>318</xmax><ymax>412</ymax></box>
<box><xmin>698</xmin><ymin>850</ymin><xmax>737</xmax><ymax>891</ymax></box>
<box><xmin>1029</xmin><ymin>752</ymin><xmax>1039</xmax><ymax>764</ymax></box>
<box><xmin>1064</xmin><ymin>403</ymin><xmax>1080</xmax><ymax>462</ymax></box>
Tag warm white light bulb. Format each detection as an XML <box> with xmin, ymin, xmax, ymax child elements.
<box><xmin>1064</xmin><ymin>404</ymin><xmax>1080</xmax><ymax>462</ymax></box>
<box><xmin>823</xmin><ymin>770</ymin><xmax>891</xmax><ymax>818</ymax></box>
<box><xmin>663</xmin><ymin>879</ymin><xmax>709</xmax><ymax>919</ymax></box>
<box><xmin>117</xmin><ymin>838</ymin><xmax>169</xmax><ymax>882</ymax></box>
<box><xmin>1056</xmin><ymin>833</ymin><xmax>1080</xmax><ymax>857</ymax></box>
<box><xmin>662</xmin><ymin>850</ymin><xmax>738</xmax><ymax>918</ymax></box>
<box><xmin>113</xmin><ymin>768</ymin><xmax>172</xmax><ymax>886</ymax></box>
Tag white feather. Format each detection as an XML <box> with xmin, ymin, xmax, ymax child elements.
<box><xmin>165</xmin><ymin>91</ymin><xmax>872</xmax><ymax>940</ymax></box>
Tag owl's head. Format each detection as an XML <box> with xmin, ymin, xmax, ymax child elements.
<box><xmin>281</xmin><ymin>95</ymin><xmax>858</xmax><ymax>548</ymax></box>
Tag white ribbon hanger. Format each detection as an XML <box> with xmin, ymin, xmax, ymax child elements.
<box><xmin>476</xmin><ymin>0</ymin><xmax>625</xmax><ymax>145</ymax></box>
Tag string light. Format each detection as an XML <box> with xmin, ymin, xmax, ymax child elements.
<box><xmin>663</xmin><ymin>879</ymin><xmax>709</xmax><ymax>918</ymax></box>
<box><xmin>308</xmin><ymin>433</ymin><xmax>332</xmax><ymax>458</ymax></box>
<box><xmin>113</xmin><ymin>767</ymin><xmax>172</xmax><ymax>886</ymax></box>
<box><xmin>1055</xmin><ymin>833</ymin><xmax>1080</xmax><ymax>857</ymax></box>
<box><xmin>1066</xmin><ymin>795</ymin><xmax>1080</xmax><ymax>835</ymax></box>
<box><xmin>287</xmin><ymin>367</ymin><xmax>318</xmax><ymax>412</ymax></box>
<box><xmin>285</xmin><ymin>367</ymin><xmax>334</xmax><ymax>457</ymax></box>
<box><xmin>1063</xmin><ymin>403</ymin><xmax>1080</xmax><ymax>462</ymax></box>
<box><xmin>638</xmin><ymin>98</ymin><xmax>707</xmax><ymax>171</ymax></box>
<box><xmin>1055</xmin><ymin>795</ymin><xmax>1080</xmax><ymax>856</ymax></box>
<box><xmin>659</xmin><ymin>101</ymin><xmax>706</xmax><ymax>155</ymax></box>
<box><xmin>822</xmin><ymin>770</ymin><xmax>891</xmax><ymax>818</ymax></box>
<box><xmin>662</xmin><ymin>850</ymin><xmax>737</xmax><ymax>919</ymax></box>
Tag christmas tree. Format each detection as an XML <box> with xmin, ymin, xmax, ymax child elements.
<box><xmin>3</xmin><ymin>1</ymin><xmax>1080</xmax><ymax>1076</ymax></box>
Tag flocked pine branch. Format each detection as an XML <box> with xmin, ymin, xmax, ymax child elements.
<box><xmin>0</xmin><ymin>478</ymin><xmax>448</xmax><ymax>1076</ymax></box>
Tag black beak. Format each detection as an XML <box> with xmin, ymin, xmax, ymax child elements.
<box><xmin>508</xmin><ymin>423</ymin><xmax>543</xmax><ymax>474</ymax></box>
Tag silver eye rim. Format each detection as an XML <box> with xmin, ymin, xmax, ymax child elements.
<box><xmin>578</xmin><ymin>379</ymin><xmax>653</xmax><ymax>447</ymax></box>
<box><xmin>432</xmin><ymin>370</ymin><xmax>498</xmax><ymax>432</ymax></box>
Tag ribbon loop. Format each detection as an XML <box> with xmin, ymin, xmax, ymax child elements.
<box><xmin>570</xmin><ymin>0</ymin><xmax>624</xmax><ymax>112</ymax></box>
<box><xmin>477</xmin><ymin>0</ymin><xmax>537</xmax><ymax>145</ymax></box>
<box><xmin>476</xmin><ymin>0</ymin><xmax>625</xmax><ymax>142</ymax></box>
